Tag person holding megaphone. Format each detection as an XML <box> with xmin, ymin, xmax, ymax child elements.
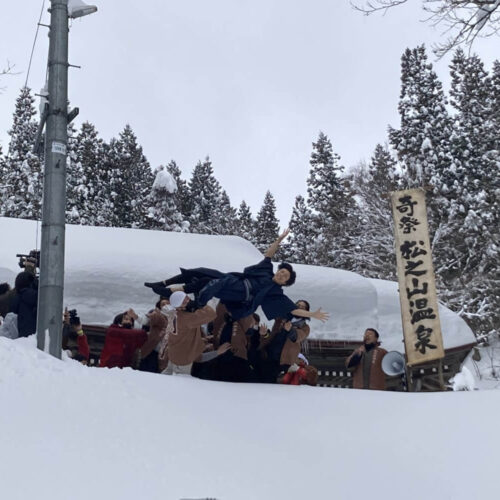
<box><xmin>345</xmin><ymin>328</ymin><xmax>388</xmax><ymax>390</ymax></box>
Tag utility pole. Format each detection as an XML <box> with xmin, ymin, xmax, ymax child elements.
<box><xmin>35</xmin><ymin>0</ymin><xmax>97</xmax><ymax>357</ymax></box>
<box><xmin>36</xmin><ymin>0</ymin><xmax>69</xmax><ymax>357</ymax></box>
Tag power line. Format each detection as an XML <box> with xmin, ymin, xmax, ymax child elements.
<box><xmin>25</xmin><ymin>0</ymin><xmax>47</xmax><ymax>88</ymax></box>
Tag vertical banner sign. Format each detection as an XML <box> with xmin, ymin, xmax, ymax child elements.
<box><xmin>391</xmin><ymin>188</ymin><xmax>445</xmax><ymax>366</ymax></box>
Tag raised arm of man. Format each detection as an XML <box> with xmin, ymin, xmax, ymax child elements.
<box><xmin>264</xmin><ymin>228</ymin><xmax>290</xmax><ymax>259</ymax></box>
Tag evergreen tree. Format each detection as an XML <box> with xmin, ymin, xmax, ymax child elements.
<box><xmin>166</xmin><ymin>160</ymin><xmax>191</xmax><ymax>221</ymax></box>
<box><xmin>236</xmin><ymin>200</ymin><xmax>255</xmax><ymax>243</ymax></box>
<box><xmin>491</xmin><ymin>60</ymin><xmax>500</xmax><ymax>142</ymax></box>
<box><xmin>216</xmin><ymin>190</ymin><xmax>238</xmax><ymax>235</ymax></box>
<box><xmin>0</xmin><ymin>144</ymin><xmax>6</xmax><ymax>194</ymax></box>
<box><xmin>389</xmin><ymin>46</ymin><xmax>453</xmax><ymax>195</ymax></box>
<box><xmin>106</xmin><ymin>125</ymin><xmax>154</xmax><ymax>228</ymax></box>
<box><xmin>348</xmin><ymin>145</ymin><xmax>399</xmax><ymax>280</ymax></box>
<box><xmin>282</xmin><ymin>195</ymin><xmax>316</xmax><ymax>264</ymax></box>
<box><xmin>0</xmin><ymin>87</ymin><xmax>42</xmax><ymax>219</ymax></box>
<box><xmin>188</xmin><ymin>157</ymin><xmax>222</xmax><ymax>234</ymax></box>
<box><xmin>388</xmin><ymin>45</ymin><xmax>456</xmax><ymax>300</ymax></box>
<box><xmin>65</xmin><ymin>121</ymin><xmax>87</xmax><ymax>224</ymax></box>
<box><xmin>306</xmin><ymin>131</ymin><xmax>356</xmax><ymax>268</ymax></box>
<box><xmin>146</xmin><ymin>165</ymin><xmax>186</xmax><ymax>231</ymax></box>
<box><xmin>255</xmin><ymin>191</ymin><xmax>280</xmax><ymax>253</ymax></box>
<box><xmin>446</xmin><ymin>50</ymin><xmax>500</xmax><ymax>337</ymax></box>
<box><xmin>72</xmin><ymin>121</ymin><xmax>111</xmax><ymax>226</ymax></box>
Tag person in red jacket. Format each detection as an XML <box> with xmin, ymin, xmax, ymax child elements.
<box><xmin>281</xmin><ymin>355</ymin><xmax>318</xmax><ymax>386</ymax></box>
<box><xmin>99</xmin><ymin>311</ymin><xmax>147</xmax><ymax>368</ymax></box>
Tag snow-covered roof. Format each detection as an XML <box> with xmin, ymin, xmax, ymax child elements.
<box><xmin>0</xmin><ymin>217</ymin><xmax>475</xmax><ymax>350</ymax></box>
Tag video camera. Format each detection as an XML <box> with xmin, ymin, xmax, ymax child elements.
<box><xmin>16</xmin><ymin>249</ymin><xmax>41</xmax><ymax>269</ymax></box>
<box><xmin>68</xmin><ymin>309</ymin><xmax>81</xmax><ymax>326</ymax></box>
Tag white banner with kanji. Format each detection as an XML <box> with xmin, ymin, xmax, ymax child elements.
<box><xmin>391</xmin><ymin>188</ymin><xmax>445</xmax><ymax>366</ymax></box>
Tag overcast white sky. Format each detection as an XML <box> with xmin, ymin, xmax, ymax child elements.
<box><xmin>1</xmin><ymin>1</ymin><xmax>498</xmax><ymax>225</ymax></box>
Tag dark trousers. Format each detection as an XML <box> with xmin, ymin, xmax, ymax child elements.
<box><xmin>139</xmin><ymin>351</ymin><xmax>159</xmax><ymax>373</ymax></box>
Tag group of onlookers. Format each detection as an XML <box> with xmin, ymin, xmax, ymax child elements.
<box><xmin>1</xmin><ymin>228</ymin><xmax>389</xmax><ymax>389</ymax></box>
<box><xmin>0</xmin><ymin>266</ymin><xmax>388</xmax><ymax>389</ymax></box>
<box><xmin>96</xmin><ymin>291</ymin><xmax>318</xmax><ymax>386</ymax></box>
<box><xmin>0</xmin><ymin>264</ymin><xmax>318</xmax><ymax>386</ymax></box>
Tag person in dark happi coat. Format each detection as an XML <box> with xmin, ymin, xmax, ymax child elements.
<box><xmin>145</xmin><ymin>229</ymin><xmax>329</xmax><ymax>324</ymax></box>
<box><xmin>345</xmin><ymin>328</ymin><xmax>388</xmax><ymax>390</ymax></box>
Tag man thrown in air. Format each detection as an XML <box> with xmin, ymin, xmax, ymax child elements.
<box><xmin>145</xmin><ymin>229</ymin><xmax>329</xmax><ymax>324</ymax></box>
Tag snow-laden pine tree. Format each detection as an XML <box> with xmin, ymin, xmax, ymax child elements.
<box><xmin>306</xmin><ymin>131</ymin><xmax>356</xmax><ymax>268</ymax></box>
<box><xmin>255</xmin><ymin>190</ymin><xmax>280</xmax><ymax>254</ymax></box>
<box><xmin>166</xmin><ymin>160</ymin><xmax>191</xmax><ymax>222</ymax></box>
<box><xmin>188</xmin><ymin>157</ymin><xmax>222</xmax><ymax>234</ymax></box>
<box><xmin>65</xmin><ymin>121</ymin><xmax>88</xmax><ymax>224</ymax></box>
<box><xmin>106</xmin><ymin>125</ymin><xmax>154</xmax><ymax>228</ymax></box>
<box><xmin>146</xmin><ymin>165</ymin><xmax>187</xmax><ymax>231</ymax></box>
<box><xmin>389</xmin><ymin>46</ymin><xmax>453</xmax><ymax>194</ymax></box>
<box><xmin>281</xmin><ymin>195</ymin><xmax>316</xmax><ymax>264</ymax></box>
<box><xmin>447</xmin><ymin>50</ymin><xmax>500</xmax><ymax>337</ymax></box>
<box><xmin>236</xmin><ymin>200</ymin><xmax>255</xmax><ymax>243</ymax></box>
<box><xmin>0</xmin><ymin>87</ymin><xmax>42</xmax><ymax>219</ymax></box>
<box><xmin>348</xmin><ymin>145</ymin><xmax>399</xmax><ymax>280</ymax></box>
<box><xmin>388</xmin><ymin>45</ymin><xmax>457</xmax><ymax>299</ymax></box>
<box><xmin>0</xmin><ymin>144</ymin><xmax>6</xmax><ymax>192</ymax></box>
<box><xmin>491</xmin><ymin>60</ymin><xmax>500</xmax><ymax>140</ymax></box>
<box><xmin>69</xmin><ymin>121</ymin><xmax>111</xmax><ymax>226</ymax></box>
<box><xmin>216</xmin><ymin>190</ymin><xmax>238</xmax><ymax>235</ymax></box>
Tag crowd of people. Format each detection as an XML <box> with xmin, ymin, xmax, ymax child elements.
<box><xmin>96</xmin><ymin>229</ymin><xmax>326</xmax><ymax>385</ymax></box>
<box><xmin>0</xmin><ymin>230</ymin><xmax>390</xmax><ymax>389</ymax></box>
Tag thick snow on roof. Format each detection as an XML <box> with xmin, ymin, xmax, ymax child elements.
<box><xmin>0</xmin><ymin>217</ymin><xmax>475</xmax><ymax>349</ymax></box>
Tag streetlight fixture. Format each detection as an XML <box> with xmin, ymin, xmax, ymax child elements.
<box><xmin>68</xmin><ymin>0</ymin><xmax>97</xmax><ymax>19</ymax></box>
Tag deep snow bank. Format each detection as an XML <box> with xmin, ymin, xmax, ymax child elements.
<box><xmin>0</xmin><ymin>217</ymin><xmax>475</xmax><ymax>349</ymax></box>
<box><xmin>0</xmin><ymin>336</ymin><xmax>497</xmax><ymax>500</ymax></box>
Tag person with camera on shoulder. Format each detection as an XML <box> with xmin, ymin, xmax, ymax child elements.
<box><xmin>62</xmin><ymin>308</ymin><xmax>90</xmax><ymax>364</ymax></box>
<box><xmin>9</xmin><ymin>257</ymin><xmax>38</xmax><ymax>338</ymax></box>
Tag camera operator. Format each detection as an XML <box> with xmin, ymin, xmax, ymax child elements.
<box><xmin>62</xmin><ymin>308</ymin><xmax>90</xmax><ymax>364</ymax></box>
<box><xmin>9</xmin><ymin>257</ymin><xmax>38</xmax><ymax>338</ymax></box>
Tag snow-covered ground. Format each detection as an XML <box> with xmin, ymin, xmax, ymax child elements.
<box><xmin>0</xmin><ymin>217</ymin><xmax>475</xmax><ymax>351</ymax></box>
<box><xmin>0</xmin><ymin>335</ymin><xmax>498</xmax><ymax>500</ymax></box>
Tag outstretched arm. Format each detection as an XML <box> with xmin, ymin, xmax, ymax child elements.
<box><xmin>291</xmin><ymin>307</ymin><xmax>329</xmax><ymax>323</ymax></box>
<box><xmin>265</xmin><ymin>228</ymin><xmax>290</xmax><ymax>259</ymax></box>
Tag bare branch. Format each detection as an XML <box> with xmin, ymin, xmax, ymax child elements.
<box><xmin>351</xmin><ymin>0</ymin><xmax>409</xmax><ymax>15</ymax></box>
<box><xmin>0</xmin><ymin>60</ymin><xmax>20</xmax><ymax>93</ymax></box>
<box><xmin>352</xmin><ymin>0</ymin><xmax>500</xmax><ymax>57</ymax></box>
<box><xmin>0</xmin><ymin>60</ymin><xmax>19</xmax><ymax>77</ymax></box>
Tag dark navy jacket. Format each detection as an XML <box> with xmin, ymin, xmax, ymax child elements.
<box><xmin>177</xmin><ymin>258</ymin><xmax>296</xmax><ymax>320</ymax></box>
<box><xmin>10</xmin><ymin>287</ymin><xmax>38</xmax><ymax>337</ymax></box>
